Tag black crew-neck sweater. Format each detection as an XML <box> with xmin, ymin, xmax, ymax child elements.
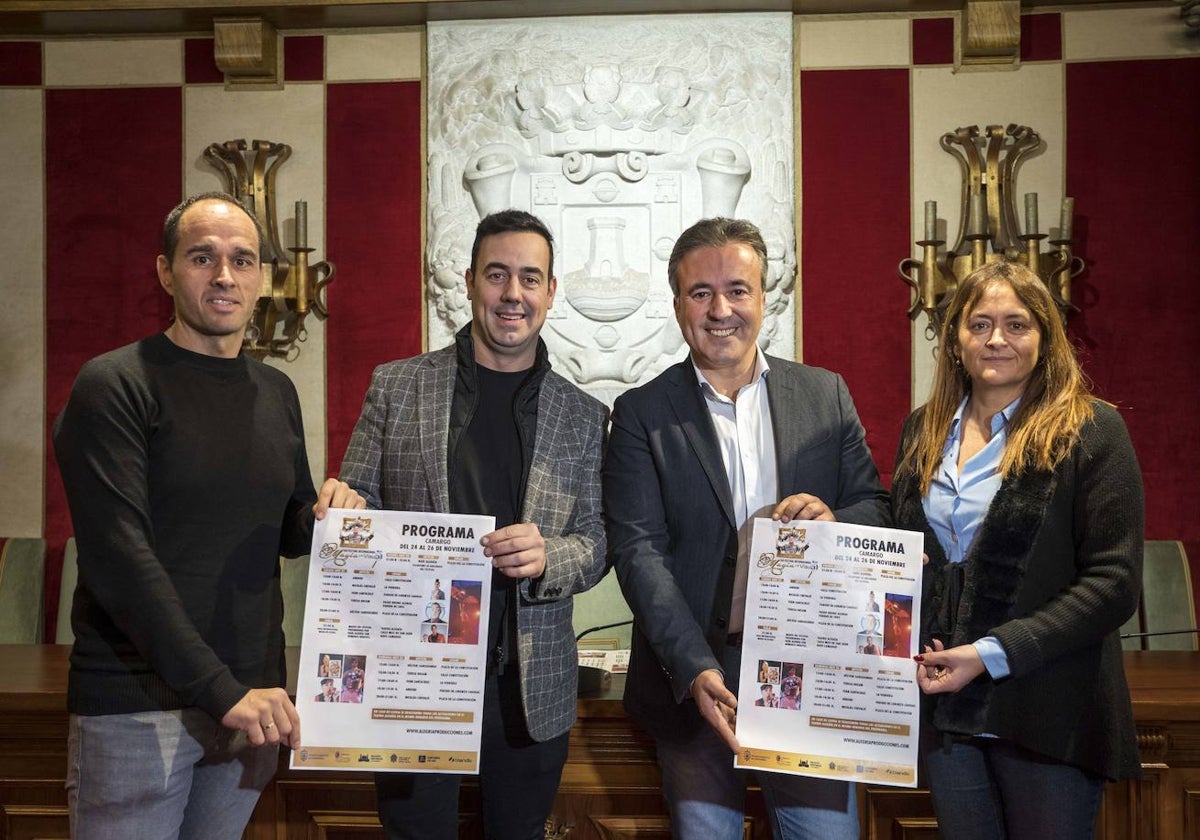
<box><xmin>54</xmin><ymin>333</ymin><xmax>317</xmax><ymax>719</ymax></box>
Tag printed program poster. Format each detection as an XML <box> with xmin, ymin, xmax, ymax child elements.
<box><xmin>734</xmin><ymin>518</ymin><xmax>923</xmax><ymax>788</ymax></box>
<box><xmin>291</xmin><ymin>509</ymin><xmax>495</xmax><ymax>774</ymax></box>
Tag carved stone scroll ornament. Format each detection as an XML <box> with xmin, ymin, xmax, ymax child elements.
<box><xmin>426</xmin><ymin>16</ymin><xmax>796</xmax><ymax>401</ymax></box>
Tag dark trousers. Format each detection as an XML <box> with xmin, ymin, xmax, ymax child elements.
<box><xmin>375</xmin><ymin>668</ymin><xmax>569</xmax><ymax>840</ymax></box>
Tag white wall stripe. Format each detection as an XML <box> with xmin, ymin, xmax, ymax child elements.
<box><xmin>45</xmin><ymin>39</ymin><xmax>182</xmax><ymax>87</ymax></box>
<box><xmin>798</xmin><ymin>17</ymin><xmax>911</xmax><ymax>69</ymax></box>
<box><xmin>184</xmin><ymin>83</ymin><xmax>330</xmax><ymax>487</ymax></box>
<box><xmin>326</xmin><ymin>30</ymin><xmax>423</xmax><ymax>82</ymax></box>
<box><xmin>908</xmin><ymin>62</ymin><xmax>1066</xmax><ymax>407</ymax></box>
<box><xmin>1064</xmin><ymin>6</ymin><xmax>1196</xmax><ymax>62</ymax></box>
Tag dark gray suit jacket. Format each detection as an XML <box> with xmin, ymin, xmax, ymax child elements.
<box><xmin>340</xmin><ymin>341</ymin><xmax>608</xmax><ymax>742</ymax></box>
<box><xmin>604</xmin><ymin>355</ymin><xmax>888</xmax><ymax>742</ymax></box>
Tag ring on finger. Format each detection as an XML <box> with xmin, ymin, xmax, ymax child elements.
<box><xmin>263</xmin><ymin>722</ymin><xmax>276</xmax><ymax>730</ymax></box>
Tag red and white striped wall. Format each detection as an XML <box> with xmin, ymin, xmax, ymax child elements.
<box><xmin>1</xmin><ymin>6</ymin><xmax>1196</xmax><ymax>637</ymax></box>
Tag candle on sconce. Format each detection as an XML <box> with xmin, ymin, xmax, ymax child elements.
<box><xmin>924</xmin><ymin>200</ymin><xmax>937</xmax><ymax>241</ymax></box>
<box><xmin>968</xmin><ymin>193</ymin><xmax>985</xmax><ymax>236</ymax></box>
<box><xmin>1059</xmin><ymin>197</ymin><xmax>1075</xmax><ymax>241</ymax></box>
<box><xmin>295</xmin><ymin>200</ymin><xmax>308</xmax><ymax>250</ymax></box>
<box><xmin>1024</xmin><ymin>192</ymin><xmax>1039</xmax><ymax>236</ymax></box>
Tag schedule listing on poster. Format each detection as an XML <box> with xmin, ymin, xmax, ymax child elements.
<box><xmin>734</xmin><ymin>518</ymin><xmax>924</xmax><ymax>788</ymax></box>
<box><xmin>291</xmin><ymin>509</ymin><xmax>495</xmax><ymax>774</ymax></box>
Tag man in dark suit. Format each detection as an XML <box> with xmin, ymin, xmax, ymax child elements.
<box><xmin>341</xmin><ymin>209</ymin><xmax>607</xmax><ymax>840</ymax></box>
<box><xmin>604</xmin><ymin>217</ymin><xmax>887</xmax><ymax>839</ymax></box>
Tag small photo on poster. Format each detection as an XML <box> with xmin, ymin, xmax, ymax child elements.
<box><xmin>430</xmin><ymin>578</ymin><xmax>446</xmax><ymax>600</ymax></box>
<box><xmin>421</xmin><ymin>620</ymin><xmax>448</xmax><ymax>643</ymax></box>
<box><xmin>775</xmin><ymin>526</ymin><xmax>811</xmax><ymax>558</ymax></box>
<box><xmin>883</xmin><ymin>593</ymin><xmax>914</xmax><ymax>658</ymax></box>
<box><xmin>755</xmin><ymin>658</ymin><xmax>780</xmax><ymax>686</ymax></box>
<box><xmin>425</xmin><ymin>600</ymin><xmax>446</xmax><ymax>624</ymax></box>
<box><xmin>317</xmin><ymin>652</ymin><xmax>343</xmax><ymax>679</ymax></box>
<box><xmin>856</xmin><ymin>632</ymin><xmax>882</xmax><ymax>655</ymax></box>
<box><xmin>340</xmin><ymin>655</ymin><xmax>366</xmax><ymax>703</ymax></box>
<box><xmin>313</xmin><ymin>676</ymin><xmax>341</xmax><ymax>703</ymax></box>
<box><xmin>778</xmin><ymin>662</ymin><xmax>803</xmax><ymax>711</ymax></box>
<box><xmin>752</xmin><ymin>681</ymin><xmax>779</xmax><ymax>708</ymax></box>
<box><xmin>450</xmin><ymin>580</ymin><xmax>483</xmax><ymax>644</ymax></box>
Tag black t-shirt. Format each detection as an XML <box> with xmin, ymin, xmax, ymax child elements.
<box><xmin>449</xmin><ymin>365</ymin><xmax>529</xmax><ymax>667</ymax></box>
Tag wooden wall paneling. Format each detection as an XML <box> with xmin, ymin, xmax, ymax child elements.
<box><xmin>586</xmin><ymin>816</ymin><xmax>674</xmax><ymax>840</ymax></box>
<box><xmin>0</xmin><ymin>648</ymin><xmax>1195</xmax><ymax>839</ymax></box>
<box><xmin>860</xmin><ymin>786</ymin><xmax>935</xmax><ymax>840</ymax></box>
<box><xmin>274</xmin><ymin>778</ymin><xmax>381</xmax><ymax>840</ymax></box>
<box><xmin>0</xmin><ymin>805</ymin><xmax>68</xmax><ymax>840</ymax></box>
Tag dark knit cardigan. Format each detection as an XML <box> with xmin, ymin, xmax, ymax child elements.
<box><xmin>892</xmin><ymin>400</ymin><xmax>1143</xmax><ymax>781</ymax></box>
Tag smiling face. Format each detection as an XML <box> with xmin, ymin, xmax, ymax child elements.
<box><xmin>465</xmin><ymin>230</ymin><xmax>556</xmax><ymax>372</ymax></box>
<box><xmin>156</xmin><ymin>198</ymin><xmax>261</xmax><ymax>358</ymax></box>
<box><xmin>673</xmin><ymin>242</ymin><xmax>765</xmax><ymax>396</ymax></box>
<box><xmin>955</xmin><ymin>281</ymin><xmax>1043</xmax><ymax>405</ymax></box>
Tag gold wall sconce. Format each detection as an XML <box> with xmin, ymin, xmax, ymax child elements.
<box><xmin>204</xmin><ymin>139</ymin><xmax>335</xmax><ymax>361</ymax></box>
<box><xmin>899</xmin><ymin>123</ymin><xmax>1080</xmax><ymax>336</ymax></box>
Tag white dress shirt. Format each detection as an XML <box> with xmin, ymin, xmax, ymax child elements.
<box><xmin>693</xmin><ymin>348</ymin><xmax>778</xmax><ymax>633</ymax></box>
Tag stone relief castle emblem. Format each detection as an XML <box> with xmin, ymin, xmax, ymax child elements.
<box><xmin>427</xmin><ymin>15</ymin><xmax>795</xmax><ymax>402</ymax></box>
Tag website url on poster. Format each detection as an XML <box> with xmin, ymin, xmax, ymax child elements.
<box><xmin>844</xmin><ymin>737</ymin><xmax>904</xmax><ymax>749</ymax></box>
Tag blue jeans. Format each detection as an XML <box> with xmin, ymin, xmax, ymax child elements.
<box><xmin>654</xmin><ymin>646</ymin><xmax>858</xmax><ymax>840</ymax></box>
<box><xmin>66</xmin><ymin>709</ymin><xmax>279</xmax><ymax>840</ymax></box>
<box><xmin>923</xmin><ymin>736</ymin><xmax>1105</xmax><ymax>840</ymax></box>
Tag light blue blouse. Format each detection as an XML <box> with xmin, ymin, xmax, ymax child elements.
<box><xmin>921</xmin><ymin>396</ymin><xmax>1021</xmax><ymax>680</ymax></box>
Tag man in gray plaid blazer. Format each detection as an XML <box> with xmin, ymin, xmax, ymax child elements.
<box><xmin>340</xmin><ymin>210</ymin><xmax>607</xmax><ymax>840</ymax></box>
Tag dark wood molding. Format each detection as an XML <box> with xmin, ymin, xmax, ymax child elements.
<box><xmin>0</xmin><ymin>0</ymin><xmax>1168</xmax><ymax>38</ymax></box>
<box><xmin>213</xmin><ymin>15</ymin><xmax>280</xmax><ymax>88</ymax></box>
<box><xmin>0</xmin><ymin>647</ymin><xmax>1195</xmax><ymax>839</ymax></box>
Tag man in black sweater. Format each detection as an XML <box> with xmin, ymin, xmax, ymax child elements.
<box><xmin>54</xmin><ymin>192</ymin><xmax>362</xmax><ymax>840</ymax></box>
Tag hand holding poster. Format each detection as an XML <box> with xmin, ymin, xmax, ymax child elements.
<box><xmin>291</xmin><ymin>509</ymin><xmax>495</xmax><ymax>773</ymax></box>
<box><xmin>734</xmin><ymin>519</ymin><xmax>923</xmax><ymax>787</ymax></box>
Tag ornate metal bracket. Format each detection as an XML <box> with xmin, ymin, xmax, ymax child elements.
<box><xmin>204</xmin><ymin>139</ymin><xmax>335</xmax><ymax>360</ymax></box>
<box><xmin>900</xmin><ymin>123</ymin><xmax>1082</xmax><ymax>337</ymax></box>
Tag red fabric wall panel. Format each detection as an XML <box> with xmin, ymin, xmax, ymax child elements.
<box><xmin>1021</xmin><ymin>13</ymin><xmax>1062</xmax><ymax>62</ymax></box>
<box><xmin>912</xmin><ymin>18</ymin><xmax>954</xmax><ymax>66</ymax></box>
<box><xmin>324</xmin><ymin>81</ymin><xmax>423</xmax><ymax>474</ymax></box>
<box><xmin>1066</xmin><ymin>58</ymin><xmax>1200</xmax><ymax>607</ymax></box>
<box><xmin>184</xmin><ymin>38</ymin><xmax>222</xmax><ymax>84</ymax></box>
<box><xmin>0</xmin><ymin>41</ymin><xmax>42</xmax><ymax>85</ymax></box>
<box><xmin>799</xmin><ymin>69</ymin><xmax>912</xmax><ymax>486</ymax></box>
<box><xmin>44</xmin><ymin>87</ymin><xmax>181</xmax><ymax>639</ymax></box>
<box><xmin>284</xmin><ymin>36</ymin><xmax>324</xmax><ymax>83</ymax></box>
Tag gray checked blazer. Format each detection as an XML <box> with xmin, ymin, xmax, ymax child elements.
<box><xmin>339</xmin><ymin>339</ymin><xmax>608</xmax><ymax>742</ymax></box>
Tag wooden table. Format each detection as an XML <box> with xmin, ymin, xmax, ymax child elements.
<box><xmin>0</xmin><ymin>647</ymin><xmax>1194</xmax><ymax>840</ymax></box>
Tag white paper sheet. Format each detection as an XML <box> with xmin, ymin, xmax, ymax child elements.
<box><xmin>734</xmin><ymin>518</ymin><xmax>924</xmax><ymax>788</ymax></box>
<box><xmin>291</xmin><ymin>508</ymin><xmax>495</xmax><ymax>774</ymax></box>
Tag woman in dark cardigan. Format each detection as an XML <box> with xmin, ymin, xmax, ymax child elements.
<box><xmin>892</xmin><ymin>262</ymin><xmax>1143</xmax><ymax>840</ymax></box>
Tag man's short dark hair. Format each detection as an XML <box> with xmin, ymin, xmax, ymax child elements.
<box><xmin>161</xmin><ymin>191</ymin><xmax>265</xmax><ymax>263</ymax></box>
<box><xmin>469</xmin><ymin>209</ymin><xmax>555</xmax><ymax>277</ymax></box>
<box><xmin>667</xmin><ymin>217</ymin><xmax>769</xmax><ymax>296</ymax></box>
<box><xmin>321</xmin><ymin>678</ymin><xmax>334</xmax><ymax>686</ymax></box>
